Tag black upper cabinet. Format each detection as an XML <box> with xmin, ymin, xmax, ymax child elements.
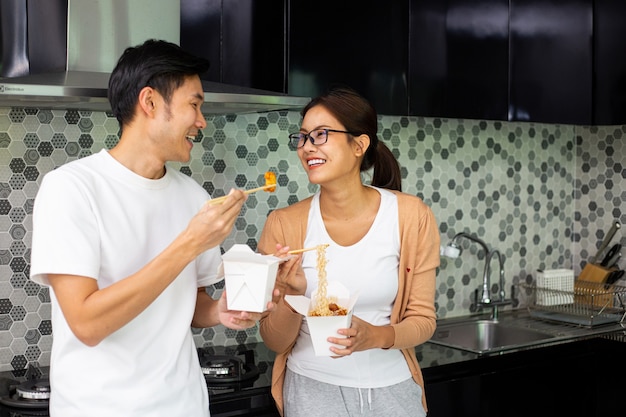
<box><xmin>409</xmin><ymin>0</ymin><xmax>595</xmax><ymax>124</ymax></box>
<box><xmin>181</xmin><ymin>0</ymin><xmax>410</xmax><ymax>114</ymax></box>
<box><xmin>288</xmin><ymin>0</ymin><xmax>409</xmax><ymax>115</ymax></box>
<box><xmin>221</xmin><ymin>0</ymin><xmax>286</xmax><ymax>92</ymax></box>
<box><xmin>409</xmin><ymin>0</ymin><xmax>509</xmax><ymax>120</ymax></box>
<box><xmin>593</xmin><ymin>0</ymin><xmax>626</xmax><ymax>125</ymax></box>
<box><xmin>180</xmin><ymin>0</ymin><xmax>221</xmax><ymax>82</ymax></box>
<box><xmin>180</xmin><ymin>0</ymin><xmax>286</xmax><ymax>93</ymax></box>
<box><xmin>182</xmin><ymin>0</ymin><xmax>626</xmax><ymax>125</ymax></box>
<box><xmin>509</xmin><ymin>0</ymin><xmax>592</xmax><ymax>125</ymax></box>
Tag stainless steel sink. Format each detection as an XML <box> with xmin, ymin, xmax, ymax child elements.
<box><xmin>428</xmin><ymin>319</ymin><xmax>557</xmax><ymax>354</ymax></box>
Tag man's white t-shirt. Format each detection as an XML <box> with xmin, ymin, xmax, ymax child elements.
<box><xmin>31</xmin><ymin>149</ymin><xmax>220</xmax><ymax>417</ymax></box>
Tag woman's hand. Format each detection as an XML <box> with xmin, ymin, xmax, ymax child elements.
<box><xmin>272</xmin><ymin>244</ymin><xmax>307</xmax><ymax>297</ymax></box>
<box><xmin>327</xmin><ymin>316</ymin><xmax>395</xmax><ymax>357</ymax></box>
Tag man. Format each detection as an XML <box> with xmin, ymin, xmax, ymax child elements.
<box><xmin>30</xmin><ymin>39</ymin><xmax>266</xmax><ymax>416</ymax></box>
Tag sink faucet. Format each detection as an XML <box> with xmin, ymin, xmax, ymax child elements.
<box><xmin>442</xmin><ymin>232</ymin><xmax>512</xmax><ymax>319</ymax></box>
<box><xmin>481</xmin><ymin>249</ymin><xmax>513</xmax><ymax>319</ymax></box>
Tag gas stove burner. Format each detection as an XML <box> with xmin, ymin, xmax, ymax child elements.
<box><xmin>16</xmin><ymin>379</ymin><xmax>51</xmax><ymax>400</ymax></box>
<box><xmin>203</xmin><ymin>357</ymin><xmax>237</xmax><ymax>377</ymax></box>
<box><xmin>198</xmin><ymin>349</ymin><xmax>260</xmax><ymax>384</ymax></box>
<box><xmin>0</xmin><ymin>378</ymin><xmax>50</xmax><ymax>410</ymax></box>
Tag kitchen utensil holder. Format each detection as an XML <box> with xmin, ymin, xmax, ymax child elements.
<box><xmin>578</xmin><ymin>263</ymin><xmax>616</xmax><ymax>284</ymax></box>
<box><xmin>522</xmin><ymin>280</ymin><xmax>626</xmax><ymax>328</ymax></box>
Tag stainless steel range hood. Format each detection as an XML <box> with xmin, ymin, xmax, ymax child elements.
<box><xmin>0</xmin><ymin>0</ymin><xmax>309</xmax><ymax>114</ymax></box>
<box><xmin>0</xmin><ymin>71</ymin><xmax>310</xmax><ymax>114</ymax></box>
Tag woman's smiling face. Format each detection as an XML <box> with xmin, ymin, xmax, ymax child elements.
<box><xmin>297</xmin><ymin>105</ymin><xmax>367</xmax><ymax>186</ymax></box>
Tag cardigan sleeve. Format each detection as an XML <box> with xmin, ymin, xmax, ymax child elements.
<box><xmin>390</xmin><ymin>192</ymin><xmax>440</xmax><ymax>349</ymax></box>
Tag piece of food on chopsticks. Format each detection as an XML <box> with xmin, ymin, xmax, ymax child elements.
<box><xmin>207</xmin><ymin>171</ymin><xmax>277</xmax><ymax>206</ymax></box>
<box><xmin>306</xmin><ymin>244</ymin><xmax>347</xmax><ymax>317</ymax></box>
<box><xmin>264</xmin><ymin>171</ymin><xmax>277</xmax><ymax>192</ymax></box>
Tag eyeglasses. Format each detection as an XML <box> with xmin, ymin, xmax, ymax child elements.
<box><xmin>288</xmin><ymin>128</ymin><xmax>358</xmax><ymax>149</ymax></box>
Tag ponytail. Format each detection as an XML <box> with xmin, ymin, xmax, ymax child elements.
<box><xmin>367</xmin><ymin>141</ymin><xmax>402</xmax><ymax>192</ymax></box>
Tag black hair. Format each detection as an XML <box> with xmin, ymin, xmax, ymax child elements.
<box><xmin>301</xmin><ymin>86</ymin><xmax>402</xmax><ymax>191</ymax></box>
<box><xmin>107</xmin><ymin>39</ymin><xmax>210</xmax><ymax>128</ymax></box>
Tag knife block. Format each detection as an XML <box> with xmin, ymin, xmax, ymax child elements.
<box><xmin>575</xmin><ymin>263</ymin><xmax>618</xmax><ymax>307</ymax></box>
<box><xmin>577</xmin><ymin>263</ymin><xmax>615</xmax><ymax>284</ymax></box>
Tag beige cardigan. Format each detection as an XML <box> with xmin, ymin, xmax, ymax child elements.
<box><xmin>258</xmin><ymin>190</ymin><xmax>440</xmax><ymax>416</ymax></box>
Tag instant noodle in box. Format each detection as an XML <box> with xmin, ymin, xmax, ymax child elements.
<box><xmin>221</xmin><ymin>244</ymin><xmax>287</xmax><ymax>312</ymax></box>
<box><xmin>285</xmin><ymin>281</ymin><xmax>359</xmax><ymax>356</ymax></box>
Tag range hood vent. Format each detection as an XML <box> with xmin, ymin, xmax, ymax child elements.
<box><xmin>0</xmin><ymin>0</ymin><xmax>309</xmax><ymax>114</ymax></box>
<box><xmin>0</xmin><ymin>71</ymin><xmax>310</xmax><ymax>114</ymax></box>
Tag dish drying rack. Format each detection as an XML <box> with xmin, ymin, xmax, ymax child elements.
<box><xmin>522</xmin><ymin>278</ymin><xmax>626</xmax><ymax>328</ymax></box>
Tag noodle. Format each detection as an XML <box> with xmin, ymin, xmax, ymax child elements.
<box><xmin>309</xmin><ymin>244</ymin><xmax>347</xmax><ymax>316</ymax></box>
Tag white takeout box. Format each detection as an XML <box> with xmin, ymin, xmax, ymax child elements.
<box><xmin>284</xmin><ymin>282</ymin><xmax>358</xmax><ymax>356</ymax></box>
<box><xmin>221</xmin><ymin>244</ymin><xmax>287</xmax><ymax>313</ymax></box>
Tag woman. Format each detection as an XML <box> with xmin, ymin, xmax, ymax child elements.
<box><xmin>258</xmin><ymin>86</ymin><xmax>440</xmax><ymax>417</ymax></box>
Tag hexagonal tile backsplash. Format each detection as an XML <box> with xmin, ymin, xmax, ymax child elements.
<box><xmin>0</xmin><ymin>106</ymin><xmax>624</xmax><ymax>372</ymax></box>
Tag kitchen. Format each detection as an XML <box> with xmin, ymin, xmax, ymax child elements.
<box><xmin>0</xmin><ymin>0</ymin><xmax>625</xmax><ymax>416</ymax></box>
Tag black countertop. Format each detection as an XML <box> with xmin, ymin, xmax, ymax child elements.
<box><xmin>1</xmin><ymin>310</ymin><xmax>625</xmax><ymax>416</ymax></box>
<box><xmin>417</xmin><ymin>309</ymin><xmax>626</xmax><ymax>368</ymax></box>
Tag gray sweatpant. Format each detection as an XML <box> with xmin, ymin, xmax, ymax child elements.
<box><xmin>283</xmin><ymin>368</ymin><xmax>427</xmax><ymax>417</ymax></box>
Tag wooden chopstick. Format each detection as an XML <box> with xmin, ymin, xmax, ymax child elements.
<box><xmin>207</xmin><ymin>184</ymin><xmax>275</xmax><ymax>206</ymax></box>
<box><xmin>288</xmin><ymin>244</ymin><xmax>329</xmax><ymax>254</ymax></box>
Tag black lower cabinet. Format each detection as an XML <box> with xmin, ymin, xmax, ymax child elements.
<box><xmin>423</xmin><ymin>338</ymin><xmax>624</xmax><ymax>417</ymax></box>
<box><xmin>210</xmin><ymin>390</ymin><xmax>280</xmax><ymax>417</ymax></box>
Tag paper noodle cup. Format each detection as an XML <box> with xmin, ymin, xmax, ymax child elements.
<box><xmin>284</xmin><ymin>282</ymin><xmax>358</xmax><ymax>356</ymax></box>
